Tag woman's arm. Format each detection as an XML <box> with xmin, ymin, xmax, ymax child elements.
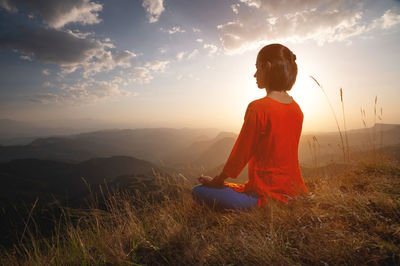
<box><xmin>222</xmin><ymin>102</ymin><xmax>260</xmax><ymax>179</ymax></box>
<box><xmin>198</xmin><ymin>102</ymin><xmax>259</xmax><ymax>187</ymax></box>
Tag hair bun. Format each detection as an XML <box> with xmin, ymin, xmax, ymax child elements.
<box><xmin>292</xmin><ymin>53</ymin><xmax>296</xmax><ymax>61</ymax></box>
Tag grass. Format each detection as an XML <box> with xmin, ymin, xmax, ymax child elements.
<box><xmin>1</xmin><ymin>155</ymin><xmax>399</xmax><ymax>265</ymax></box>
<box><xmin>310</xmin><ymin>76</ymin><xmax>346</xmax><ymax>163</ymax></box>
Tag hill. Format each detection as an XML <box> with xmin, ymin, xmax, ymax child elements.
<box><xmin>0</xmin><ymin>155</ymin><xmax>172</xmax><ymax>248</ymax></box>
<box><xmin>1</xmin><ymin>156</ymin><xmax>399</xmax><ymax>265</ymax></box>
<box><xmin>1</xmin><ymin>124</ymin><xmax>398</xmax><ymax>171</ymax></box>
<box><xmin>0</xmin><ymin>128</ymin><xmax>219</xmax><ymax>164</ymax></box>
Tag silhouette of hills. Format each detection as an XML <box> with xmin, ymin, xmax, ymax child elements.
<box><xmin>0</xmin><ymin>124</ymin><xmax>398</xmax><ymax>175</ymax></box>
<box><xmin>0</xmin><ymin>128</ymin><xmax>219</xmax><ymax>164</ymax></box>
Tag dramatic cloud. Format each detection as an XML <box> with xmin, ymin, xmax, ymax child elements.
<box><xmin>218</xmin><ymin>0</ymin><xmax>400</xmax><ymax>53</ymax></box>
<box><xmin>0</xmin><ymin>0</ymin><xmax>103</xmax><ymax>29</ymax></box>
<box><xmin>160</xmin><ymin>26</ymin><xmax>185</xmax><ymax>34</ymax></box>
<box><xmin>32</xmin><ymin>79</ymin><xmax>134</xmax><ymax>105</ymax></box>
<box><xmin>142</xmin><ymin>0</ymin><xmax>164</xmax><ymax>23</ymax></box>
<box><xmin>0</xmin><ymin>26</ymin><xmax>136</xmax><ymax>77</ymax></box>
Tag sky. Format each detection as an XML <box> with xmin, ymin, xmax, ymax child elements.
<box><xmin>0</xmin><ymin>0</ymin><xmax>399</xmax><ymax>133</ymax></box>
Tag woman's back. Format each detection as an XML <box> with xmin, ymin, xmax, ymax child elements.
<box><xmin>252</xmin><ymin>96</ymin><xmax>303</xmax><ymax>170</ymax></box>
<box><xmin>222</xmin><ymin>96</ymin><xmax>308</xmax><ymax>206</ymax></box>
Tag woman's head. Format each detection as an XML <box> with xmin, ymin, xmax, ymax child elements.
<box><xmin>254</xmin><ymin>44</ymin><xmax>297</xmax><ymax>91</ymax></box>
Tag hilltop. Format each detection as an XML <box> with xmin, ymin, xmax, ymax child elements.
<box><xmin>1</xmin><ymin>155</ymin><xmax>399</xmax><ymax>265</ymax></box>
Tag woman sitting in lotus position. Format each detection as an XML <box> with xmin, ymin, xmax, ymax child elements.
<box><xmin>191</xmin><ymin>43</ymin><xmax>309</xmax><ymax>209</ymax></box>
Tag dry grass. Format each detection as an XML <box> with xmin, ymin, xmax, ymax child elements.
<box><xmin>310</xmin><ymin>76</ymin><xmax>346</xmax><ymax>163</ymax></box>
<box><xmin>1</xmin><ymin>156</ymin><xmax>399</xmax><ymax>265</ymax></box>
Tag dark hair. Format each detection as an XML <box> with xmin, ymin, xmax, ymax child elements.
<box><xmin>257</xmin><ymin>44</ymin><xmax>297</xmax><ymax>91</ymax></box>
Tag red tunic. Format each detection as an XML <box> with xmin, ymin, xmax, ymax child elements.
<box><xmin>222</xmin><ymin>96</ymin><xmax>309</xmax><ymax>207</ymax></box>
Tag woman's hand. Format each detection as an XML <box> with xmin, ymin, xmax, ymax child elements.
<box><xmin>198</xmin><ymin>174</ymin><xmax>225</xmax><ymax>188</ymax></box>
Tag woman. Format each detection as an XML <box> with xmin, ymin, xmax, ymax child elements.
<box><xmin>191</xmin><ymin>43</ymin><xmax>309</xmax><ymax>210</ymax></box>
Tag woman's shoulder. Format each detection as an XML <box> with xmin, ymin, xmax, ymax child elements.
<box><xmin>248</xmin><ymin>96</ymin><xmax>302</xmax><ymax>112</ymax></box>
<box><xmin>248</xmin><ymin>97</ymin><xmax>267</xmax><ymax>108</ymax></box>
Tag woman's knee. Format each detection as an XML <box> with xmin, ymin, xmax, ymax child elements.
<box><xmin>191</xmin><ymin>185</ymin><xmax>205</xmax><ymax>199</ymax></box>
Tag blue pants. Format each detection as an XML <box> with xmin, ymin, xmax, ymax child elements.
<box><xmin>191</xmin><ymin>185</ymin><xmax>258</xmax><ymax>210</ymax></box>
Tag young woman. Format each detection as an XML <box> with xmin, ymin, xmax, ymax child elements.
<box><xmin>191</xmin><ymin>43</ymin><xmax>309</xmax><ymax>210</ymax></box>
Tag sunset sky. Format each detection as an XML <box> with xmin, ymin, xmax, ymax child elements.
<box><xmin>1</xmin><ymin>0</ymin><xmax>399</xmax><ymax>133</ymax></box>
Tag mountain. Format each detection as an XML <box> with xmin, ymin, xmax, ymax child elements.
<box><xmin>0</xmin><ymin>119</ymin><xmax>82</xmax><ymax>145</ymax></box>
<box><xmin>0</xmin><ymin>128</ymin><xmax>219</xmax><ymax>164</ymax></box>
<box><xmin>193</xmin><ymin>137</ymin><xmax>236</xmax><ymax>169</ymax></box>
<box><xmin>0</xmin><ymin>124</ymin><xmax>399</xmax><ymax>172</ymax></box>
<box><xmin>299</xmin><ymin>123</ymin><xmax>400</xmax><ymax>164</ymax></box>
<box><xmin>166</xmin><ymin>131</ymin><xmax>237</xmax><ymax>165</ymax></box>
<box><xmin>179</xmin><ymin>124</ymin><xmax>400</xmax><ymax>178</ymax></box>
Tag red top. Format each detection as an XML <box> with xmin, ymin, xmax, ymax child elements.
<box><xmin>222</xmin><ymin>96</ymin><xmax>309</xmax><ymax>207</ymax></box>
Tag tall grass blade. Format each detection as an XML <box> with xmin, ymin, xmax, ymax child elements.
<box><xmin>310</xmin><ymin>76</ymin><xmax>346</xmax><ymax>163</ymax></box>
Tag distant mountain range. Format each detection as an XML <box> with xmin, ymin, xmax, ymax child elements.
<box><xmin>0</xmin><ymin>127</ymin><xmax>220</xmax><ymax>164</ymax></box>
<box><xmin>0</xmin><ymin>124</ymin><xmax>399</xmax><ymax>171</ymax></box>
<box><xmin>0</xmin><ymin>118</ymin><xmax>115</xmax><ymax>145</ymax></box>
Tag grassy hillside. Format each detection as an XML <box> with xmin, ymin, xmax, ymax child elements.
<box><xmin>1</xmin><ymin>155</ymin><xmax>399</xmax><ymax>265</ymax></box>
<box><xmin>0</xmin><ymin>156</ymin><xmax>171</xmax><ymax>248</ymax></box>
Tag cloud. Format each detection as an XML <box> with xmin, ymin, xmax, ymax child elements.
<box><xmin>142</xmin><ymin>0</ymin><xmax>164</xmax><ymax>23</ymax></box>
<box><xmin>0</xmin><ymin>0</ymin><xmax>18</xmax><ymax>13</ymax></box>
<box><xmin>380</xmin><ymin>8</ymin><xmax>400</xmax><ymax>29</ymax></box>
<box><xmin>176</xmin><ymin>49</ymin><xmax>199</xmax><ymax>61</ymax></box>
<box><xmin>31</xmin><ymin>93</ymin><xmax>59</xmax><ymax>104</ymax></box>
<box><xmin>187</xmin><ymin>49</ymin><xmax>199</xmax><ymax>60</ymax></box>
<box><xmin>32</xmin><ymin>79</ymin><xmax>134</xmax><ymax>105</ymax></box>
<box><xmin>161</xmin><ymin>26</ymin><xmax>185</xmax><ymax>34</ymax></box>
<box><xmin>130</xmin><ymin>60</ymin><xmax>170</xmax><ymax>84</ymax></box>
<box><xmin>130</xmin><ymin>67</ymin><xmax>153</xmax><ymax>84</ymax></box>
<box><xmin>218</xmin><ymin>0</ymin><xmax>400</xmax><ymax>54</ymax></box>
<box><xmin>0</xmin><ymin>26</ymin><xmax>136</xmax><ymax>77</ymax></box>
<box><xmin>42</xmin><ymin>81</ymin><xmax>54</xmax><ymax>87</ymax></box>
<box><xmin>192</xmin><ymin>27</ymin><xmax>201</xmax><ymax>33</ymax></box>
<box><xmin>176</xmin><ymin>51</ymin><xmax>186</xmax><ymax>61</ymax></box>
<box><xmin>19</xmin><ymin>54</ymin><xmax>32</xmax><ymax>61</ymax></box>
<box><xmin>203</xmin><ymin>43</ymin><xmax>218</xmax><ymax>55</ymax></box>
<box><xmin>231</xmin><ymin>3</ymin><xmax>240</xmax><ymax>14</ymax></box>
<box><xmin>42</xmin><ymin>69</ymin><xmax>50</xmax><ymax>75</ymax></box>
<box><xmin>145</xmin><ymin>60</ymin><xmax>170</xmax><ymax>72</ymax></box>
<box><xmin>196</xmin><ymin>38</ymin><xmax>203</xmax><ymax>43</ymax></box>
<box><xmin>1</xmin><ymin>0</ymin><xmax>102</xmax><ymax>29</ymax></box>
